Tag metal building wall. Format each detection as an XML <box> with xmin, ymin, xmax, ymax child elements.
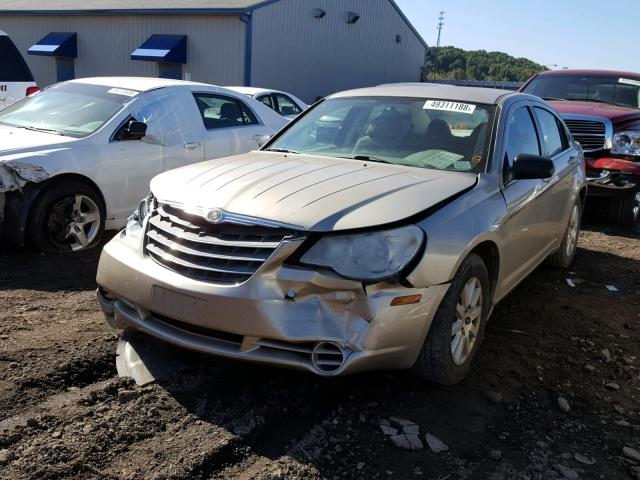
<box><xmin>250</xmin><ymin>0</ymin><xmax>427</xmax><ymax>104</ymax></box>
<box><xmin>0</xmin><ymin>14</ymin><xmax>246</xmax><ymax>87</ymax></box>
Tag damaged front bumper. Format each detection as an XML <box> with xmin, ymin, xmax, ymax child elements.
<box><xmin>96</xmin><ymin>234</ymin><xmax>449</xmax><ymax>376</ymax></box>
<box><xmin>586</xmin><ymin>157</ymin><xmax>640</xmax><ymax>197</ymax></box>
<box><xmin>0</xmin><ymin>161</ymin><xmax>51</xmax><ymax>244</ymax></box>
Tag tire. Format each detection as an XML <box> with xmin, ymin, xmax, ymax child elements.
<box><xmin>546</xmin><ymin>200</ymin><xmax>581</xmax><ymax>268</ymax></box>
<box><xmin>609</xmin><ymin>193</ymin><xmax>637</xmax><ymax>226</ymax></box>
<box><xmin>412</xmin><ymin>253</ymin><xmax>490</xmax><ymax>385</ymax></box>
<box><xmin>27</xmin><ymin>180</ymin><xmax>105</xmax><ymax>253</ymax></box>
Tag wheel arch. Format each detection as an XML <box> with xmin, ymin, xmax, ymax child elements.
<box><xmin>468</xmin><ymin>240</ymin><xmax>500</xmax><ymax>302</ymax></box>
<box><xmin>2</xmin><ymin>173</ymin><xmax>107</xmax><ymax>247</ymax></box>
<box><xmin>579</xmin><ymin>186</ymin><xmax>587</xmax><ymax>208</ymax></box>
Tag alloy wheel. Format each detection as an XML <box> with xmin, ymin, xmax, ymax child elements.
<box><xmin>48</xmin><ymin>194</ymin><xmax>101</xmax><ymax>251</ymax></box>
<box><xmin>566</xmin><ymin>204</ymin><xmax>580</xmax><ymax>257</ymax></box>
<box><xmin>451</xmin><ymin>277</ymin><xmax>483</xmax><ymax>366</ymax></box>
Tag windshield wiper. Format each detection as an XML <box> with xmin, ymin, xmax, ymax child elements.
<box><xmin>263</xmin><ymin>148</ymin><xmax>301</xmax><ymax>154</ymax></box>
<box><xmin>348</xmin><ymin>155</ymin><xmax>394</xmax><ymax>164</ymax></box>
<box><xmin>22</xmin><ymin>125</ymin><xmax>65</xmax><ymax>136</ymax></box>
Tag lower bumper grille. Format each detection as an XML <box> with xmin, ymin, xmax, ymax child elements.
<box><xmin>145</xmin><ymin>204</ymin><xmax>294</xmax><ymax>284</ymax></box>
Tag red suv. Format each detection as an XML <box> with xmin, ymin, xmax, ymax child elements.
<box><xmin>520</xmin><ymin>70</ymin><xmax>640</xmax><ymax>225</ymax></box>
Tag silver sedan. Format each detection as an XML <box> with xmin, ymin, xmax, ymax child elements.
<box><xmin>96</xmin><ymin>84</ymin><xmax>586</xmax><ymax>384</ymax></box>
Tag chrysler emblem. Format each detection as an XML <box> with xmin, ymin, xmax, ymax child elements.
<box><xmin>206</xmin><ymin>208</ymin><xmax>225</xmax><ymax>224</ymax></box>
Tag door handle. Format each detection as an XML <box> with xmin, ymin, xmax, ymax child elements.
<box><xmin>568</xmin><ymin>155</ymin><xmax>578</xmax><ymax>164</ymax></box>
<box><xmin>184</xmin><ymin>142</ymin><xmax>202</xmax><ymax>150</ymax></box>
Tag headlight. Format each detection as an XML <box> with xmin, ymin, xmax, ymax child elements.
<box><xmin>612</xmin><ymin>131</ymin><xmax>640</xmax><ymax>156</ymax></box>
<box><xmin>124</xmin><ymin>193</ymin><xmax>156</xmax><ymax>242</ymax></box>
<box><xmin>299</xmin><ymin>225</ymin><xmax>425</xmax><ymax>281</ymax></box>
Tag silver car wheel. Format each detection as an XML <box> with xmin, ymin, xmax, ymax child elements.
<box><xmin>65</xmin><ymin>194</ymin><xmax>101</xmax><ymax>251</ymax></box>
<box><xmin>451</xmin><ymin>277</ymin><xmax>482</xmax><ymax>366</ymax></box>
<box><xmin>565</xmin><ymin>204</ymin><xmax>580</xmax><ymax>257</ymax></box>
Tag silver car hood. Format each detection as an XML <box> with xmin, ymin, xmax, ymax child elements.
<box><xmin>0</xmin><ymin>124</ymin><xmax>77</xmax><ymax>155</ymax></box>
<box><xmin>150</xmin><ymin>151</ymin><xmax>477</xmax><ymax>231</ymax></box>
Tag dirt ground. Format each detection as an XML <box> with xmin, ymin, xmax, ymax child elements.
<box><xmin>0</xmin><ymin>218</ymin><xmax>639</xmax><ymax>480</ymax></box>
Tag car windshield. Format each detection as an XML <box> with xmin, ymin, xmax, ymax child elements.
<box><xmin>522</xmin><ymin>74</ymin><xmax>640</xmax><ymax>110</ymax></box>
<box><xmin>0</xmin><ymin>82</ymin><xmax>139</xmax><ymax>137</ymax></box>
<box><xmin>266</xmin><ymin>97</ymin><xmax>494</xmax><ymax>172</ymax></box>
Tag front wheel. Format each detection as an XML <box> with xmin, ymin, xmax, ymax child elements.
<box><xmin>28</xmin><ymin>180</ymin><xmax>105</xmax><ymax>253</ymax></box>
<box><xmin>412</xmin><ymin>253</ymin><xmax>490</xmax><ymax>385</ymax></box>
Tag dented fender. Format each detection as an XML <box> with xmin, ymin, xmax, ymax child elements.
<box><xmin>1</xmin><ymin>181</ymin><xmax>47</xmax><ymax>245</ymax></box>
<box><xmin>0</xmin><ymin>157</ymin><xmax>51</xmax><ymax>193</ymax></box>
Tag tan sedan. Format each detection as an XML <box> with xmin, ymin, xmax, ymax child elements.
<box><xmin>96</xmin><ymin>84</ymin><xmax>586</xmax><ymax>384</ymax></box>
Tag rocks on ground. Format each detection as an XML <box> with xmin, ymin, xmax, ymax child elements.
<box><xmin>380</xmin><ymin>417</ymin><xmax>423</xmax><ymax>451</ymax></box>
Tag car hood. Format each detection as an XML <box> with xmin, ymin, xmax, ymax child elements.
<box><xmin>0</xmin><ymin>124</ymin><xmax>77</xmax><ymax>154</ymax></box>
<box><xmin>550</xmin><ymin>100</ymin><xmax>640</xmax><ymax>125</ymax></box>
<box><xmin>150</xmin><ymin>151</ymin><xmax>477</xmax><ymax>231</ymax></box>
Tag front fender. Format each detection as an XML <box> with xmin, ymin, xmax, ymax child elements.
<box><xmin>407</xmin><ymin>175</ymin><xmax>507</xmax><ymax>288</ymax></box>
<box><xmin>2</xmin><ymin>181</ymin><xmax>47</xmax><ymax>246</ymax></box>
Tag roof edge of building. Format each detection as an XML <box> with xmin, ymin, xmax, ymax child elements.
<box><xmin>387</xmin><ymin>0</ymin><xmax>429</xmax><ymax>51</ymax></box>
<box><xmin>0</xmin><ymin>8</ymin><xmax>251</xmax><ymax>15</ymax></box>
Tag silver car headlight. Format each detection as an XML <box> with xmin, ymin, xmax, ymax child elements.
<box><xmin>124</xmin><ymin>193</ymin><xmax>156</xmax><ymax>242</ymax></box>
<box><xmin>611</xmin><ymin>131</ymin><xmax>640</xmax><ymax>156</ymax></box>
<box><xmin>299</xmin><ymin>225</ymin><xmax>425</xmax><ymax>281</ymax></box>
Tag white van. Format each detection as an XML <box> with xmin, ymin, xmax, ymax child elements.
<box><xmin>0</xmin><ymin>30</ymin><xmax>37</xmax><ymax>109</ymax></box>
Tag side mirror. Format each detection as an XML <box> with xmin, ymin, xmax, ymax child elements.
<box><xmin>125</xmin><ymin>121</ymin><xmax>147</xmax><ymax>140</ymax></box>
<box><xmin>256</xmin><ymin>135</ymin><xmax>271</xmax><ymax>148</ymax></box>
<box><xmin>511</xmin><ymin>154</ymin><xmax>555</xmax><ymax>180</ymax></box>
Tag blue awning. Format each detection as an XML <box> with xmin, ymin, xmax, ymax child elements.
<box><xmin>28</xmin><ymin>32</ymin><xmax>77</xmax><ymax>57</ymax></box>
<box><xmin>131</xmin><ymin>34</ymin><xmax>187</xmax><ymax>64</ymax></box>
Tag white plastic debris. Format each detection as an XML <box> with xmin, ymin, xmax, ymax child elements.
<box><xmin>565</xmin><ymin>279</ymin><xmax>576</xmax><ymax>288</ymax></box>
<box><xmin>605</xmin><ymin>285</ymin><xmax>618</xmax><ymax>292</ymax></box>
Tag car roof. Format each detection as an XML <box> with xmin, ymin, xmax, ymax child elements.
<box><xmin>0</xmin><ymin>30</ymin><xmax>7</xmax><ymax>36</ymax></box>
<box><xmin>68</xmin><ymin>76</ymin><xmax>214</xmax><ymax>92</ymax></box>
<box><xmin>536</xmin><ymin>69</ymin><xmax>640</xmax><ymax>79</ymax></box>
<box><xmin>226</xmin><ymin>86</ymin><xmax>271</xmax><ymax>96</ymax></box>
<box><xmin>329</xmin><ymin>83</ymin><xmax>514</xmax><ymax>105</ymax></box>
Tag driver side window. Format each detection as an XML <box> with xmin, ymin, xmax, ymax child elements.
<box><xmin>504</xmin><ymin>107</ymin><xmax>540</xmax><ymax>179</ymax></box>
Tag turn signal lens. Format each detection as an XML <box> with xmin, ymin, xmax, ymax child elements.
<box><xmin>390</xmin><ymin>294</ymin><xmax>422</xmax><ymax>306</ymax></box>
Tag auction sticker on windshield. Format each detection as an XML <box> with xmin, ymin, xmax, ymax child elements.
<box><xmin>107</xmin><ymin>88</ymin><xmax>138</xmax><ymax>97</ymax></box>
<box><xmin>619</xmin><ymin>78</ymin><xmax>640</xmax><ymax>87</ymax></box>
<box><xmin>424</xmin><ymin>100</ymin><xmax>476</xmax><ymax>114</ymax></box>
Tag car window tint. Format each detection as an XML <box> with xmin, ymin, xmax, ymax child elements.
<box><xmin>257</xmin><ymin>94</ymin><xmax>273</xmax><ymax>109</ymax></box>
<box><xmin>0</xmin><ymin>36</ymin><xmax>33</xmax><ymax>82</ymax></box>
<box><xmin>504</xmin><ymin>107</ymin><xmax>540</xmax><ymax>170</ymax></box>
<box><xmin>193</xmin><ymin>93</ymin><xmax>257</xmax><ymax>129</ymax></box>
<box><xmin>533</xmin><ymin>107</ymin><xmax>566</xmax><ymax>157</ymax></box>
<box><xmin>275</xmin><ymin>94</ymin><xmax>302</xmax><ymax>116</ymax></box>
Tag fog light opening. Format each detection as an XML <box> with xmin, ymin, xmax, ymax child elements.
<box><xmin>311</xmin><ymin>342</ymin><xmax>346</xmax><ymax>374</ymax></box>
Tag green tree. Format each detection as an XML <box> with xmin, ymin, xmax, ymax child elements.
<box><xmin>425</xmin><ymin>46</ymin><xmax>546</xmax><ymax>82</ymax></box>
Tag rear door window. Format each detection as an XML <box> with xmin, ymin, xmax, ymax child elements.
<box><xmin>192</xmin><ymin>93</ymin><xmax>259</xmax><ymax>130</ymax></box>
<box><xmin>533</xmin><ymin>107</ymin><xmax>568</xmax><ymax>157</ymax></box>
<box><xmin>0</xmin><ymin>36</ymin><xmax>33</xmax><ymax>82</ymax></box>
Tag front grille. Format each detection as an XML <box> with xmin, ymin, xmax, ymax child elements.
<box><xmin>563</xmin><ymin>119</ymin><xmax>607</xmax><ymax>152</ymax></box>
<box><xmin>145</xmin><ymin>204</ymin><xmax>292</xmax><ymax>284</ymax></box>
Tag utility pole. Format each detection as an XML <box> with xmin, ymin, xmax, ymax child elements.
<box><xmin>436</xmin><ymin>11</ymin><xmax>445</xmax><ymax>47</ymax></box>
<box><xmin>432</xmin><ymin>11</ymin><xmax>445</xmax><ymax>80</ymax></box>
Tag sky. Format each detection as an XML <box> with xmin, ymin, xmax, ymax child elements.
<box><xmin>394</xmin><ymin>0</ymin><xmax>636</xmax><ymax>72</ymax></box>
